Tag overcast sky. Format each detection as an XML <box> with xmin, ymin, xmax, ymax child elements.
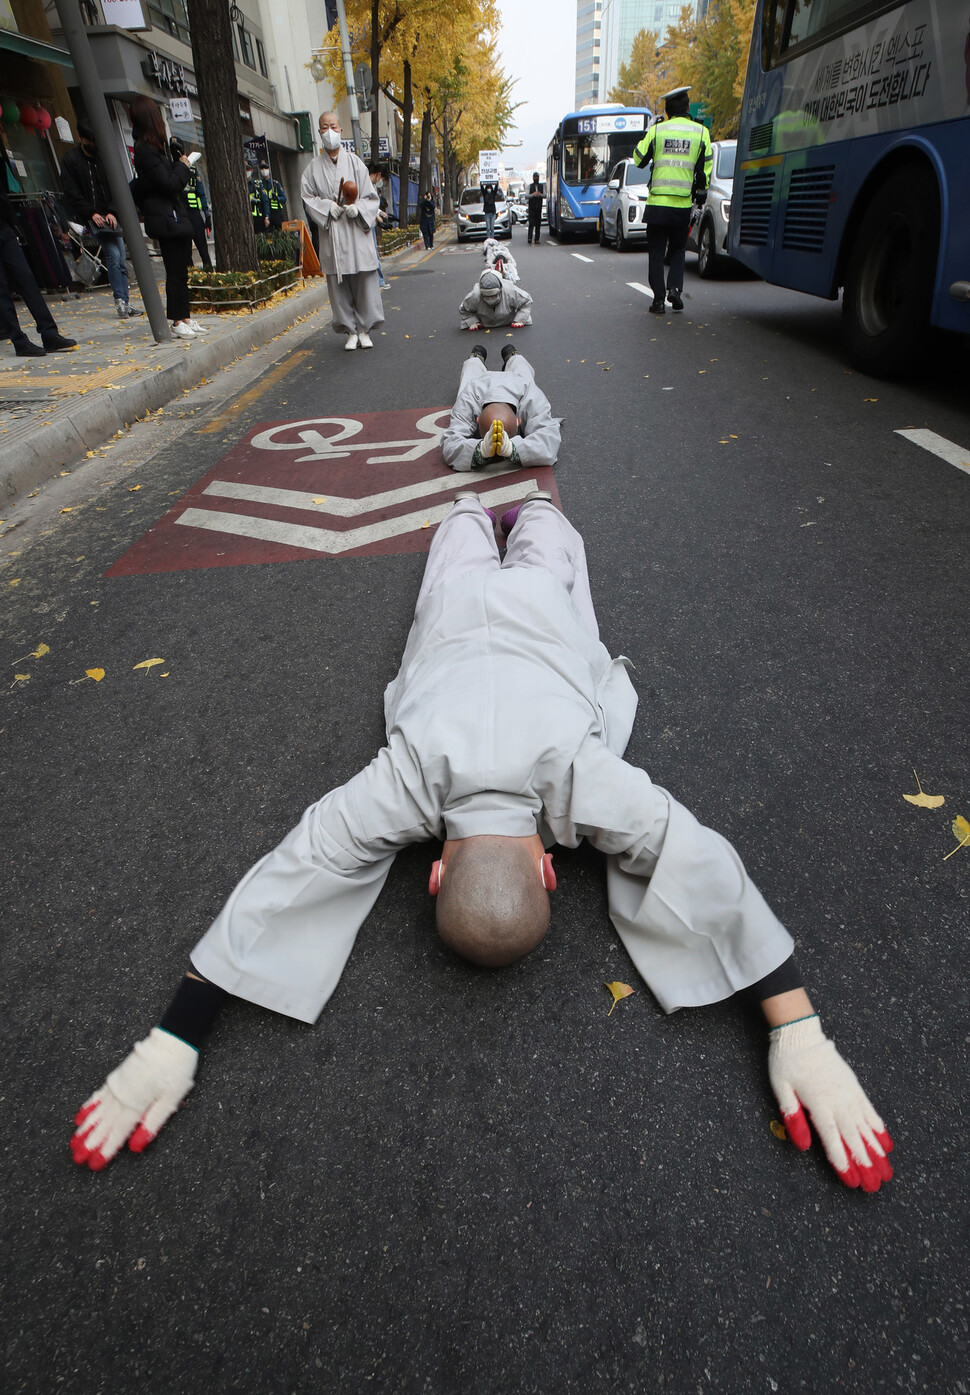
<box><xmin>493</xmin><ymin>0</ymin><xmax>577</xmax><ymax>175</ymax></box>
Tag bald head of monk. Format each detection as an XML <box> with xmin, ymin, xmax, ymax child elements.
<box><xmin>477</xmin><ymin>403</ymin><xmax>520</xmax><ymax>439</ymax></box>
<box><xmin>434</xmin><ymin>833</ymin><xmax>552</xmax><ymax>968</ymax></box>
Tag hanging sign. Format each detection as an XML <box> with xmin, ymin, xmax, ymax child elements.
<box><xmin>169</xmin><ymin>97</ymin><xmax>192</xmax><ymax>121</ymax></box>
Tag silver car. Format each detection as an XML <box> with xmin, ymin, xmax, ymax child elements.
<box><xmin>687</xmin><ymin>140</ymin><xmax>736</xmax><ymax>278</ymax></box>
<box><xmin>597</xmin><ymin>158</ymin><xmax>651</xmax><ymax>250</ymax></box>
<box><xmin>454</xmin><ymin>186</ymin><xmax>512</xmax><ymax>242</ymax></box>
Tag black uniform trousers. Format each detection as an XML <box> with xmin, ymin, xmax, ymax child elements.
<box><xmin>187</xmin><ymin>209</ymin><xmax>212</xmax><ymax>269</ymax></box>
<box><xmin>645</xmin><ymin>206</ymin><xmax>691</xmax><ymax>303</ymax></box>
<box><xmin>0</xmin><ymin>223</ymin><xmax>58</xmax><ymax>344</ymax></box>
<box><xmin>527</xmin><ymin>211</ymin><xmax>541</xmax><ymax>243</ymax></box>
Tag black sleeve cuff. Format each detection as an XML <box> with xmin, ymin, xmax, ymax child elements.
<box><xmin>744</xmin><ymin>955</ymin><xmax>803</xmax><ymax>1003</ymax></box>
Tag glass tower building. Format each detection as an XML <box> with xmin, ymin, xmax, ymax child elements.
<box><xmin>574</xmin><ymin>0</ymin><xmax>602</xmax><ymax>108</ymax></box>
<box><xmin>599</xmin><ymin>0</ymin><xmax>686</xmax><ymax>102</ymax></box>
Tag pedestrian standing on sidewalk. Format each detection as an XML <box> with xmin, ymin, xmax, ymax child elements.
<box><xmin>260</xmin><ymin>163</ymin><xmax>287</xmax><ymax>229</ymax></box>
<box><xmin>419</xmin><ymin>189</ymin><xmax>436</xmax><ymax>249</ymax></box>
<box><xmin>481</xmin><ymin>181</ymin><xmax>498</xmax><ymax>239</ymax></box>
<box><xmin>526</xmin><ymin>176</ymin><xmax>543</xmax><ymax>245</ymax></box>
<box><xmin>302</xmin><ymin>112</ymin><xmax>384</xmax><ymax>352</ymax></box>
<box><xmin>60</xmin><ymin>118</ymin><xmax>143</xmax><ymax>320</ymax></box>
<box><xmin>0</xmin><ymin>135</ymin><xmax>76</xmax><ymax>356</ymax></box>
<box><xmin>367</xmin><ymin>163</ymin><xmax>390</xmax><ymax>290</ymax></box>
<box><xmin>129</xmin><ymin>96</ymin><xmax>200</xmax><ymax>340</ymax></box>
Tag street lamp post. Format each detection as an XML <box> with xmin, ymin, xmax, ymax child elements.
<box><xmin>334</xmin><ymin>0</ymin><xmax>363</xmax><ymax>156</ymax></box>
<box><xmin>50</xmin><ymin>0</ymin><xmax>172</xmax><ymax>343</ymax></box>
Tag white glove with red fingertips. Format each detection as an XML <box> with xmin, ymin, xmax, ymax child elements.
<box><xmin>71</xmin><ymin>1028</ymin><xmax>198</xmax><ymax>1171</ymax></box>
<box><xmin>768</xmin><ymin>1015</ymin><xmax>893</xmax><ymax>1192</ymax></box>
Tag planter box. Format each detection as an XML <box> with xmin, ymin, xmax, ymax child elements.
<box><xmin>188</xmin><ymin>260</ymin><xmax>301</xmax><ymax>312</ymax></box>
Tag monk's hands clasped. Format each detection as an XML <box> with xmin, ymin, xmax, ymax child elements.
<box><xmin>768</xmin><ymin>1015</ymin><xmax>893</xmax><ymax>1192</ymax></box>
<box><xmin>71</xmin><ymin>1028</ymin><xmax>198</xmax><ymax>1170</ymax></box>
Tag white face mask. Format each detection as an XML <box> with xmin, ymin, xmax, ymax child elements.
<box><xmin>320</xmin><ymin>128</ymin><xmax>341</xmax><ymax>151</ymax></box>
<box><xmin>260</xmin><ymin>168</ymin><xmax>270</xmax><ymax>178</ymax></box>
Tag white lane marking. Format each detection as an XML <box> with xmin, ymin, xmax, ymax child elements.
<box><xmin>202</xmin><ymin>465</ymin><xmax>521</xmax><ymax>517</ymax></box>
<box><xmin>571</xmin><ymin>253</ymin><xmax>594</xmax><ymax>263</ymax></box>
<box><xmin>895</xmin><ymin>428</ymin><xmax>970</xmax><ymax>477</ymax></box>
<box><xmin>627</xmin><ymin>282</ymin><xmax>652</xmax><ymax>296</ymax></box>
<box><xmin>175</xmin><ymin>480</ymin><xmax>541</xmax><ymax>554</ymax></box>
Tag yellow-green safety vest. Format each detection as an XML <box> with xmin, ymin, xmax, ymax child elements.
<box><xmin>185</xmin><ymin>173</ymin><xmax>202</xmax><ymax>211</ymax></box>
<box><xmin>633</xmin><ymin>115</ymin><xmax>713</xmax><ymax>209</ymax></box>
<box><xmin>266</xmin><ymin>181</ymin><xmax>284</xmax><ymax>211</ymax></box>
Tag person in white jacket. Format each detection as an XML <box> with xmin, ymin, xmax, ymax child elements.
<box><xmin>442</xmin><ymin>345</ymin><xmax>560</xmax><ymax>473</ymax></box>
<box><xmin>71</xmin><ymin>495</ymin><xmax>894</xmax><ymax>1193</ymax></box>
<box><xmin>301</xmin><ymin>112</ymin><xmax>384</xmax><ymax>351</ymax></box>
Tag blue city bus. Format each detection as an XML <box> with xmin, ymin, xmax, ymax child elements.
<box><xmin>546</xmin><ymin>106</ymin><xmax>653</xmax><ymax>239</ymax></box>
<box><xmin>729</xmin><ymin>0</ymin><xmax>970</xmax><ymax>376</ymax></box>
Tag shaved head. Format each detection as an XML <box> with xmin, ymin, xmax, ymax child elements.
<box><xmin>478</xmin><ymin>402</ymin><xmax>519</xmax><ymax>438</ymax></box>
<box><xmin>436</xmin><ymin>836</ymin><xmax>550</xmax><ymax>968</ymax></box>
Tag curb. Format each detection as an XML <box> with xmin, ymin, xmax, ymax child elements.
<box><xmin>2</xmin><ymin>280</ymin><xmax>331</xmax><ymax>506</ymax></box>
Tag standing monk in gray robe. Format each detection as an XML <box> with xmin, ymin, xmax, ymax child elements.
<box><xmin>70</xmin><ymin>496</ymin><xmax>893</xmax><ymax>1194</ymax></box>
<box><xmin>301</xmin><ymin>111</ymin><xmax>384</xmax><ymax>351</ymax></box>
<box><xmin>442</xmin><ymin>345</ymin><xmax>560</xmax><ymax>472</ymax></box>
<box><xmin>459</xmin><ymin>269</ymin><xmax>534</xmax><ymax>330</ymax></box>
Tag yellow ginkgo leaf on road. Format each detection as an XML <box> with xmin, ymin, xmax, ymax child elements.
<box><xmin>31</xmin><ymin>643</ymin><xmax>50</xmax><ymax>658</ymax></box>
<box><xmin>86</xmin><ymin>668</ymin><xmax>105</xmax><ymax>682</ymax></box>
<box><xmin>133</xmin><ymin>658</ymin><xmax>165</xmax><ymax>673</ymax></box>
<box><xmin>312</xmin><ymin>497</ymin><xmax>328</xmax><ymax>504</ymax></box>
<box><xmin>11</xmin><ymin>673</ymin><xmax>30</xmax><ymax>687</ymax></box>
<box><xmin>903</xmin><ymin>769</ymin><xmax>945</xmax><ymax>809</ymax></box>
<box><xmin>604</xmin><ymin>981</ymin><xmax>634</xmax><ymax>1016</ymax></box>
<box><xmin>943</xmin><ymin>815</ymin><xmax>970</xmax><ymax>862</ymax></box>
<box><xmin>769</xmin><ymin>1120</ymin><xmax>788</xmax><ymax>1140</ymax></box>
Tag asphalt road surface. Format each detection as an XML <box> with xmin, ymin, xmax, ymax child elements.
<box><xmin>3</xmin><ymin>230</ymin><xmax>968</xmax><ymax>1395</ymax></box>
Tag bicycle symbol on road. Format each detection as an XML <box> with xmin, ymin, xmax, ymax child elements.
<box><xmin>249</xmin><ymin>409</ymin><xmax>451</xmax><ymax>464</ymax></box>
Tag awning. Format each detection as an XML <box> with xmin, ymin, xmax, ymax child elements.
<box><xmin>0</xmin><ymin>28</ymin><xmax>76</xmax><ymax>72</ymax></box>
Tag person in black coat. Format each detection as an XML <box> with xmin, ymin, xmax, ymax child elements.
<box><xmin>0</xmin><ymin>129</ymin><xmax>76</xmax><ymax>356</ymax></box>
<box><xmin>480</xmin><ymin>181</ymin><xmax>498</xmax><ymax>239</ymax></box>
<box><xmin>129</xmin><ymin>95</ymin><xmax>199</xmax><ymax>339</ymax></box>
<box><xmin>418</xmin><ymin>190</ymin><xmax>436</xmax><ymax>249</ymax></box>
<box><xmin>527</xmin><ymin>176</ymin><xmax>543</xmax><ymax>245</ymax></box>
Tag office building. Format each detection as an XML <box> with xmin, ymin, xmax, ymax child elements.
<box><xmin>600</xmin><ymin>0</ymin><xmax>685</xmax><ymax>102</ymax></box>
<box><xmin>574</xmin><ymin>0</ymin><xmax>602</xmax><ymax>108</ymax></box>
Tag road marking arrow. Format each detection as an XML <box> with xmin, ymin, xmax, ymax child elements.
<box><xmin>200</xmin><ymin>464</ymin><xmax>522</xmax><ymax>517</ymax></box>
<box><xmin>175</xmin><ymin>478</ymin><xmax>541</xmax><ymax>554</ymax></box>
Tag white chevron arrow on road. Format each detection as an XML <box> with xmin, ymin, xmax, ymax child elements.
<box><xmin>199</xmin><ymin>463</ymin><xmax>522</xmax><ymax>517</ymax></box>
<box><xmin>175</xmin><ymin>477</ymin><xmax>541</xmax><ymax>554</ymax></box>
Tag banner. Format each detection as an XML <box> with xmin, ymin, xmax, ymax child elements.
<box><xmin>478</xmin><ymin>149</ymin><xmax>501</xmax><ymax>181</ymax></box>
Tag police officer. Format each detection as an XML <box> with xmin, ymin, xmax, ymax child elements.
<box><xmin>260</xmin><ymin>162</ymin><xmax>287</xmax><ymax>229</ymax></box>
<box><xmin>632</xmin><ymin>86</ymin><xmax>712</xmax><ymax>314</ymax></box>
<box><xmin>247</xmin><ymin>163</ymin><xmax>270</xmax><ymax>234</ymax></box>
<box><xmin>182</xmin><ymin>156</ymin><xmax>212</xmax><ymax>269</ymax></box>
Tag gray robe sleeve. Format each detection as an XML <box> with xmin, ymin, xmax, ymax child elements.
<box><xmin>509</xmin><ymin>285</ymin><xmax>533</xmax><ymax>324</ymax></box>
<box><xmin>190</xmin><ymin>744</ymin><xmax>435</xmax><ymax>1023</ymax></box>
<box><xmin>515</xmin><ymin>381</ymin><xmax>561</xmax><ymax>468</ymax></box>
<box><xmin>441</xmin><ymin>383</ymin><xmax>483</xmax><ymax>472</ymax></box>
<box><xmin>566</xmin><ymin>742</ymin><xmax>795</xmax><ymax>1012</ymax></box>
<box><xmin>459</xmin><ymin>288</ymin><xmax>484</xmax><ymax>329</ymax></box>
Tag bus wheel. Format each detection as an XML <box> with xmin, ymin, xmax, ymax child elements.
<box><xmin>697</xmin><ymin>219</ymin><xmax>718</xmax><ymax>278</ymax></box>
<box><xmin>598</xmin><ymin>216</ymin><xmax>609</xmax><ymax>247</ymax></box>
<box><xmin>842</xmin><ymin>165</ymin><xmax>940</xmax><ymax>378</ymax></box>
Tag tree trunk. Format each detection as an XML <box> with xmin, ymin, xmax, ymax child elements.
<box><xmin>399</xmin><ymin>59</ymin><xmax>413</xmax><ymax>223</ymax></box>
<box><xmin>185</xmin><ymin>0</ymin><xmax>257</xmax><ymax>272</ymax></box>
<box><xmin>370</xmin><ymin>0</ymin><xmax>381</xmax><ymax>161</ymax></box>
<box><xmin>418</xmin><ymin>105</ymin><xmax>432</xmax><ymax>201</ymax></box>
<box><xmin>440</xmin><ymin>106</ymin><xmax>453</xmax><ymax>215</ymax></box>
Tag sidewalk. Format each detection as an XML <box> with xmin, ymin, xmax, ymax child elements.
<box><xmin>0</xmin><ymin>265</ymin><xmax>331</xmax><ymax>505</ymax></box>
<box><xmin>0</xmin><ymin>226</ymin><xmax>455</xmax><ymax>507</ymax></box>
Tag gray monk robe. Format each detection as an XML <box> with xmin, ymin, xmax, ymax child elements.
<box><xmin>301</xmin><ymin>148</ymin><xmax>384</xmax><ymax>335</ymax></box>
<box><xmin>459</xmin><ymin>277</ymin><xmax>534</xmax><ymax>329</ymax></box>
<box><xmin>191</xmin><ymin>500</ymin><xmax>793</xmax><ymax>1024</ymax></box>
<box><xmin>442</xmin><ymin>354</ymin><xmax>561</xmax><ymax>472</ymax></box>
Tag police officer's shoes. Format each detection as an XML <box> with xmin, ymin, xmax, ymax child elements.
<box><xmin>501</xmin><ymin>344</ymin><xmax>518</xmax><ymax>367</ymax></box>
<box><xmin>667</xmin><ymin>291</ymin><xmax>684</xmax><ymax>311</ymax></box>
<box><xmin>470</xmin><ymin>344</ymin><xmax>487</xmax><ymax>363</ymax></box>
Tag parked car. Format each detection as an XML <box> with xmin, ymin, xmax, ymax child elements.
<box><xmin>515</xmin><ymin>190</ymin><xmax>548</xmax><ymax>224</ymax></box>
<box><xmin>454</xmin><ymin>186</ymin><xmax>512</xmax><ymax>242</ymax></box>
<box><xmin>687</xmin><ymin>139</ymin><xmax>737</xmax><ymax>278</ymax></box>
<box><xmin>597</xmin><ymin>158</ymin><xmax>651</xmax><ymax>250</ymax></box>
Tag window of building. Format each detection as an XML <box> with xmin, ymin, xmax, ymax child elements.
<box><xmin>148</xmin><ymin>0</ymin><xmax>190</xmax><ymax>44</ymax></box>
<box><xmin>255</xmin><ymin>37</ymin><xmax>268</xmax><ymax>77</ymax></box>
<box><xmin>238</xmin><ymin>24</ymin><xmax>256</xmax><ymax>69</ymax></box>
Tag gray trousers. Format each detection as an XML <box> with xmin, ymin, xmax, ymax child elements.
<box><xmin>326</xmin><ymin>270</ymin><xmax>385</xmax><ymax>335</ymax></box>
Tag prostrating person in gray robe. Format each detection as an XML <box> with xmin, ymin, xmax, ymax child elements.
<box><xmin>72</xmin><ymin>496</ymin><xmax>893</xmax><ymax>1193</ymax></box>
<box><xmin>301</xmin><ymin>111</ymin><xmax>384</xmax><ymax>351</ymax></box>
<box><xmin>442</xmin><ymin>346</ymin><xmax>560</xmax><ymax>472</ymax></box>
<box><xmin>459</xmin><ymin>269</ymin><xmax>533</xmax><ymax>330</ymax></box>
